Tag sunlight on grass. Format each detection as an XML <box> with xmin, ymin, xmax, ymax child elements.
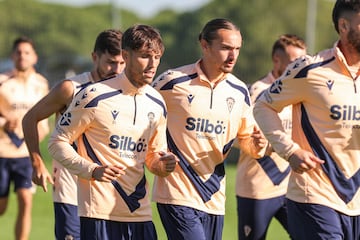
<box><xmin>0</xmin><ymin>141</ymin><xmax>290</xmax><ymax>239</ymax></box>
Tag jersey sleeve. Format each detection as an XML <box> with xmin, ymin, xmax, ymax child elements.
<box><xmin>48</xmin><ymin>85</ymin><xmax>98</xmax><ymax>179</ymax></box>
<box><xmin>253</xmin><ymin>57</ymin><xmax>309</xmax><ymax>159</ymax></box>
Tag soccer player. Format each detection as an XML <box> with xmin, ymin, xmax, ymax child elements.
<box><xmin>151</xmin><ymin>18</ymin><xmax>268</xmax><ymax>240</ymax></box>
<box><xmin>253</xmin><ymin>1</ymin><xmax>360</xmax><ymax>239</ymax></box>
<box><xmin>48</xmin><ymin>24</ymin><xmax>178</xmax><ymax>240</ymax></box>
<box><xmin>236</xmin><ymin>34</ymin><xmax>307</xmax><ymax>240</ymax></box>
<box><xmin>0</xmin><ymin>36</ymin><xmax>49</xmax><ymax>240</ymax></box>
<box><xmin>22</xmin><ymin>29</ymin><xmax>124</xmax><ymax>240</ymax></box>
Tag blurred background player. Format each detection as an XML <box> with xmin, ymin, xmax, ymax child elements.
<box><xmin>48</xmin><ymin>24</ymin><xmax>177</xmax><ymax>240</ymax></box>
<box><xmin>0</xmin><ymin>36</ymin><xmax>49</xmax><ymax>240</ymax></box>
<box><xmin>236</xmin><ymin>34</ymin><xmax>306</xmax><ymax>240</ymax></box>
<box><xmin>254</xmin><ymin>1</ymin><xmax>360</xmax><ymax>239</ymax></box>
<box><xmin>152</xmin><ymin>18</ymin><xmax>268</xmax><ymax>240</ymax></box>
<box><xmin>22</xmin><ymin>29</ymin><xmax>124</xmax><ymax>240</ymax></box>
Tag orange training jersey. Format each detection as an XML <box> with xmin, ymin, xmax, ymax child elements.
<box><xmin>0</xmin><ymin>70</ymin><xmax>49</xmax><ymax>158</ymax></box>
<box><xmin>236</xmin><ymin>72</ymin><xmax>291</xmax><ymax>199</ymax></box>
<box><xmin>152</xmin><ymin>60</ymin><xmax>264</xmax><ymax>215</ymax></box>
<box><xmin>254</xmin><ymin>42</ymin><xmax>360</xmax><ymax>216</ymax></box>
<box><xmin>52</xmin><ymin>72</ymin><xmax>94</xmax><ymax>205</ymax></box>
<box><xmin>48</xmin><ymin>72</ymin><xmax>168</xmax><ymax>222</ymax></box>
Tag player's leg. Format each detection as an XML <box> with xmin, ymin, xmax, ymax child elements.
<box><xmin>200</xmin><ymin>211</ymin><xmax>224</xmax><ymax>240</ymax></box>
<box><xmin>13</xmin><ymin>157</ymin><xmax>34</xmax><ymax>240</ymax></box>
<box><xmin>16</xmin><ymin>188</ymin><xmax>32</xmax><ymax>240</ymax></box>
<box><xmin>54</xmin><ymin>202</ymin><xmax>80</xmax><ymax>240</ymax></box>
<box><xmin>273</xmin><ymin>195</ymin><xmax>290</xmax><ymax>234</ymax></box>
<box><xmin>80</xmin><ymin>217</ymin><xmax>157</xmax><ymax>240</ymax></box>
<box><xmin>0</xmin><ymin>157</ymin><xmax>11</xmax><ymax>215</ymax></box>
<box><xmin>157</xmin><ymin>203</ymin><xmax>207</xmax><ymax>240</ymax></box>
<box><xmin>53</xmin><ymin>161</ymin><xmax>80</xmax><ymax>240</ymax></box>
<box><xmin>237</xmin><ymin>196</ymin><xmax>276</xmax><ymax>240</ymax></box>
<box><xmin>339</xmin><ymin>213</ymin><xmax>360</xmax><ymax>239</ymax></box>
<box><xmin>287</xmin><ymin>199</ymin><xmax>343</xmax><ymax>240</ymax></box>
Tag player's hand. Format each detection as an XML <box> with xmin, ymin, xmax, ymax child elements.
<box><xmin>4</xmin><ymin>119</ymin><xmax>18</xmax><ymax>132</ymax></box>
<box><xmin>92</xmin><ymin>165</ymin><xmax>126</xmax><ymax>182</ymax></box>
<box><xmin>159</xmin><ymin>151</ymin><xmax>178</xmax><ymax>173</ymax></box>
<box><xmin>251</xmin><ymin>126</ymin><xmax>268</xmax><ymax>150</ymax></box>
<box><xmin>32</xmin><ymin>160</ymin><xmax>54</xmax><ymax>192</ymax></box>
<box><xmin>288</xmin><ymin>149</ymin><xmax>324</xmax><ymax>174</ymax></box>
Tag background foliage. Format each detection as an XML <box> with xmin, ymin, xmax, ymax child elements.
<box><xmin>0</xmin><ymin>0</ymin><xmax>337</xmax><ymax>86</ymax></box>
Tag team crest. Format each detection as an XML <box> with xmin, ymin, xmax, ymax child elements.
<box><xmin>226</xmin><ymin>97</ymin><xmax>235</xmax><ymax>113</ymax></box>
<box><xmin>148</xmin><ymin>112</ymin><xmax>155</xmax><ymax>128</ymax></box>
<box><xmin>244</xmin><ymin>225</ymin><xmax>252</xmax><ymax>237</ymax></box>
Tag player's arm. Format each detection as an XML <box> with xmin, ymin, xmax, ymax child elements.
<box><xmin>22</xmin><ymin>80</ymin><xmax>74</xmax><ymax>192</ymax></box>
<box><xmin>48</xmin><ymin>86</ymin><xmax>102</xmax><ymax>180</ymax></box>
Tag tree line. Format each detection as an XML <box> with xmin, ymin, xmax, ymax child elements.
<box><xmin>0</xmin><ymin>0</ymin><xmax>337</xmax><ymax>85</ymax></box>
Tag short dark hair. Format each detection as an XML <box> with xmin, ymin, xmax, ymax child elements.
<box><xmin>93</xmin><ymin>29</ymin><xmax>122</xmax><ymax>56</ymax></box>
<box><xmin>121</xmin><ymin>24</ymin><xmax>164</xmax><ymax>54</ymax></box>
<box><xmin>12</xmin><ymin>36</ymin><xmax>36</xmax><ymax>52</ymax></box>
<box><xmin>332</xmin><ymin>0</ymin><xmax>360</xmax><ymax>33</ymax></box>
<box><xmin>272</xmin><ymin>34</ymin><xmax>306</xmax><ymax>57</ymax></box>
<box><xmin>198</xmin><ymin>18</ymin><xmax>240</xmax><ymax>43</ymax></box>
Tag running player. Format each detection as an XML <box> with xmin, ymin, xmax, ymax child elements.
<box><xmin>0</xmin><ymin>36</ymin><xmax>49</xmax><ymax>240</ymax></box>
<box><xmin>22</xmin><ymin>29</ymin><xmax>125</xmax><ymax>240</ymax></box>
<box><xmin>236</xmin><ymin>34</ymin><xmax>306</xmax><ymax>240</ymax></box>
<box><xmin>151</xmin><ymin>18</ymin><xmax>268</xmax><ymax>240</ymax></box>
<box><xmin>48</xmin><ymin>24</ymin><xmax>177</xmax><ymax>240</ymax></box>
<box><xmin>254</xmin><ymin>1</ymin><xmax>360</xmax><ymax>239</ymax></box>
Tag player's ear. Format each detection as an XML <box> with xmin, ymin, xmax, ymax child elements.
<box><xmin>122</xmin><ymin>49</ymin><xmax>129</xmax><ymax>61</ymax></box>
<box><xmin>338</xmin><ymin>18</ymin><xmax>349</xmax><ymax>33</ymax></box>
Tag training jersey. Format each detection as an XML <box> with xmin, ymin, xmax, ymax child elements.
<box><xmin>151</xmin><ymin>60</ymin><xmax>265</xmax><ymax>215</ymax></box>
<box><xmin>48</xmin><ymin>72</ymin><xmax>168</xmax><ymax>222</ymax></box>
<box><xmin>0</xmin><ymin>69</ymin><xmax>48</xmax><ymax>158</ymax></box>
<box><xmin>236</xmin><ymin>72</ymin><xmax>291</xmax><ymax>199</ymax></box>
<box><xmin>254</xmin><ymin>41</ymin><xmax>360</xmax><ymax>216</ymax></box>
<box><xmin>52</xmin><ymin>72</ymin><xmax>94</xmax><ymax>205</ymax></box>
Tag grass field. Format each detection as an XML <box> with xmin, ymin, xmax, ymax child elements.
<box><xmin>0</xmin><ymin>141</ymin><xmax>291</xmax><ymax>239</ymax></box>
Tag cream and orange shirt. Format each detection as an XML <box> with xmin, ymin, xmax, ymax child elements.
<box><xmin>48</xmin><ymin>72</ymin><xmax>168</xmax><ymax>222</ymax></box>
<box><xmin>0</xmin><ymin>70</ymin><xmax>48</xmax><ymax>158</ymax></box>
<box><xmin>236</xmin><ymin>72</ymin><xmax>291</xmax><ymax>199</ymax></box>
<box><xmin>152</xmin><ymin>60</ymin><xmax>264</xmax><ymax>215</ymax></box>
<box><xmin>52</xmin><ymin>72</ymin><xmax>94</xmax><ymax>205</ymax></box>
<box><xmin>254</xmin><ymin>42</ymin><xmax>360</xmax><ymax>216</ymax></box>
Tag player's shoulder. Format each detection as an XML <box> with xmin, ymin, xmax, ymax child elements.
<box><xmin>0</xmin><ymin>71</ymin><xmax>13</xmax><ymax>85</ymax></box>
<box><xmin>225</xmin><ymin>73</ymin><xmax>248</xmax><ymax>89</ymax></box>
<box><xmin>67</xmin><ymin>72</ymin><xmax>92</xmax><ymax>85</ymax></box>
<box><xmin>281</xmin><ymin>50</ymin><xmax>334</xmax><ymax>80</ymax></box>
<box><xmin>152</xmin><ymin>63</ymin><xmax>196</xmax><ymax>89</ymax></box>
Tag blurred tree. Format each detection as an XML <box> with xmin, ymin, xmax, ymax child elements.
<box><xmin>0</xmin><ymin>0</ymin><xmax>336</xmax><ymax>86</ymax></box>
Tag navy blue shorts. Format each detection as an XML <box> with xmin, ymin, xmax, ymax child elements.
<box><xmin>0</xmin><ymin>157</ymin><xmax>32</xmax><ymax>197</ymax></box>
<box><xmin>237</xmin><ymin>195</ymin><xmax>289</xmax><ymax>240</ymax></box>
<box><xmin>287</xmin><ymin>199</ymin><xmax>360</xmax><ymax>240</ymax></box>
<box><xmin>80</xmin><ymin>217</ymin><xmax>157</xmax><ymax>240</ymax></box>
<box><xmin>157</xmin><ymin>203</ymin><xmax>224</xmax><ymax>240</ymax></box>
<box><xmin>54</xmin><ymin>202</ymin><xmax>80</xmax><ymax>240</ymax></box>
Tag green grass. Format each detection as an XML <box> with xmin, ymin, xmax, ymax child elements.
<box><xmin>0</xmin><ymin>141</ymin><xmax>290</xmax><ymax>239</ymax></box>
